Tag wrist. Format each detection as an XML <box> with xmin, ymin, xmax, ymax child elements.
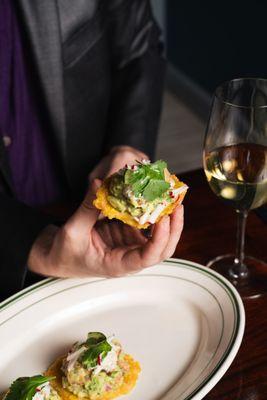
<box><xmin>28</xmin><ymin>224</ymin><xmax>59</xmax><ymax>277</ymax></box>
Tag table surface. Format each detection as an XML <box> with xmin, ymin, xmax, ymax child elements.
<box><xmin>176</xmin><ymin>169</ymin><xmax>267</xmax><ymax>399</ymax></box>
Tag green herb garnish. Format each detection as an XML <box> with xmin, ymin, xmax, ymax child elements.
<box><xmin>124</xmin><ymin>160</ymin><xmax>170</xmax><ymax>201</ymax></box>
<box><xmin>80</xmin><ymin>332</ymin><xmax>112</xmax><ymax>369</ymax></box>
<box><xmin>86</xmin><ymin>332</ymin><xmax>107</xmax><ymax>346</ymax></box>
<box><xmin>143</xmin><ymin>179</ymin><xmax>170</xmax><ymax>201</ymax></box>
<box><xmin>148</xmin><ymin>160</ymin><xmax>167</xmax><ymax>177</ymax></box>
<box><xmin>5</xmin><ymin>375</ymin><xmax>55</xmax><ymax>400</ymax></box>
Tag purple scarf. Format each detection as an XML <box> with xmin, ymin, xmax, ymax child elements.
<box><xmin>0</xmin><ymin>0</ymin><xmax>62</xmax><ymax>206</ymax></box>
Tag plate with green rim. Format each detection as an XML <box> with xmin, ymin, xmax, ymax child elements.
<box><xmin>0</xmin><ymin>258</ymin><xmax>245</xmax><ymax>399</ymax></box>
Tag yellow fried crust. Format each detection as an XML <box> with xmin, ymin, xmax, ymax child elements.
<box><xmin>45</xmin><ymin>354</ymin><xmax>141</xmax><ymax>400</ymax></box>
<box><xmin>93</xmin><ymin>174</ymin><xmax>187</xmax><ymax>229</ymax></box>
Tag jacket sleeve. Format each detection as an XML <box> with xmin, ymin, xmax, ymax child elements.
<box><xmin>105</xmin><ymin>0</ymin><xmax>166</xmax><ymax>160</ymax></box>
<box><xmin>0</xmin><ymin>193</ymin><xmax>54</xmax><ymax>301</ymax></box>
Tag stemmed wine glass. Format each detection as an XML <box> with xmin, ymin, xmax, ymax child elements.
<box><xmin>203</xmin><ymin>78</ymin><xmax>267</xmax><ymax>298</ymax></box>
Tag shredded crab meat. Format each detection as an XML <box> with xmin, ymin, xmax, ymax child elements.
<box><xmin>164</xmin><ymin>167</ymin><xmax>172</xmax><ymax>182</ymax></box>
<box><xmin>148</xmin><ymin>203</ymin><xmax>168</xmax><ymax>224</ymax></box>
<box><xmin>66</xmin><ymin>345</ymin><xmax>87</xmax><ymax>371</ymax></box>
<box><xmin>138</xmin><ymin>210</ymin><xmax>151</xmax><ymax>225</ymax></box>
<box><xmin>136</xmin><ymin>184</ymin><xmax>188</xmax><ymax>225</ymax></box>
<box><xmin>32</xmin><ymin>382</ymin><xmax>51</xmax><ymax>400</ymax></box>
<box><xmin>65</xmin><ymin>336</ymin><xmax>120</xmax><ymax>376</ymax></box>
<box><xmin>171</xmin><ymin>185</ymin><xmax>188</xmax><ymax>196</ymax></box>
<box><xmin>93</xmin><ymin>346</ymin><xmax>118</xmax><ymax>375</ymax></box>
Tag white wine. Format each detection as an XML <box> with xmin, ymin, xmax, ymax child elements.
<box><xmin>204</xmin><ymin>143</ymin><xmax>267</xmax><ymax>211</ymax></box>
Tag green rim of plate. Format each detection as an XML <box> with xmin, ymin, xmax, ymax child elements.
<box><xmin>166</xmin><ymin>259</ymin><xmax>241</xmax><ymax>399</ymax></box>
<box><xmin>0</xmin><ymin>259</ymin><xmax>243</xmax><ymax>400</ymax></box>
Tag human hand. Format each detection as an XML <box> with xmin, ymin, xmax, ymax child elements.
<box><xmin>28</xmin><ymin>180</ymin><xmax>184</xmax><ymax>279</ymax></box>
<box><xmin>89</xmin><ymin>145</ymin><xmax>148</xmax><ymax>182</ymax></box>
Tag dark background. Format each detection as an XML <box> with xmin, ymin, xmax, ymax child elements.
<box><xmin>166</xmin><ymin>1</ymin><xmax>267</xmax><ymax>93</ymax></box>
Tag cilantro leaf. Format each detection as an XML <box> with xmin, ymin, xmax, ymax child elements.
<box><xmin>124</xmin><ymin>168</ymin><xmax>149</xmax><ymax>196</ymax></box>
<box><xmin>124</xmin><ymin>168</ymin><xmax>144</xmax><ymax>185</ymax></box>
<box><xmin>143</xmin><ymin>180</ymin><xmax>170</xmax><ymax>201</ymax></box>
<box><xmin>150</xmin><ymin>160</ymin><xmax>167</xmax><ymax>178</ymax></box>
<box><xmin>5</xmin><ymin>375</ymin><xmax>55</xmax><ymax>400</ymax></box>
<box><xmin>86</xmin><ymin>332</ymin><xmax>107</xmax><ymax>346</ymax></box>
<box><xmin>122</xmin><ymin>160</ymin><xmax>170</xmax><ymax>199</ymax></box>
<box><xmin>142</xmin><ymin>165</ymin><xmax>161</xmax><ymax>180</ymax></box>
<box><xmin>131</xmin><ymin>176</ymin><xmax>150</xmax><ymax>195</ymax></box>
<box><xmin>80</xmin><ymin>340</ymin><xmax>112</xmax><ymax>369</ymax></box>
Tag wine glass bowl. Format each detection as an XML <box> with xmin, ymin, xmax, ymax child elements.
<box><xmin>203</xmin><ymin>78</ymin><xmax>267</xmax><ymax>298</ymax></box>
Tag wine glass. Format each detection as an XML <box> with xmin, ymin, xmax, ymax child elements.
<box><xmin>203</xmin><ymin>78</ymin><xmax>267</xmax><ymax>298</ymax></box>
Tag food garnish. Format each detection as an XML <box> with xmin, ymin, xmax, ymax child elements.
<box><xmin>124</xmin><ymin>160</ymin><xmax>170</xmax><ymax>200</ymax></box>
<box><xmin>45</xmin><ymin>331</ymin><xmax>141</xmax><ymax>400</ymax></box>
<box><xmin>80</xmin><ymin>332</ymin><xmax>112</xmax><ymax>369</ymax></box>
<box><xmin>4</xmin><ymin>375</ymin><xmax>56</xmax><ymax>400</ymax></box>
<box><xmin>94</xmin><ymin>159</ymin><xmax>188</xmax><ymax>229</ymax></box>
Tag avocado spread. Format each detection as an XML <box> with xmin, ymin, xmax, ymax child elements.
<box><xmin>107</xmin><ymin>160</ymin><xmax>180</xmax><ymax>223</ymax></box>
<box><xmin>61</xmin><ymin>332</ymin><xmax>130</xmax><ymax>399</ymax></box>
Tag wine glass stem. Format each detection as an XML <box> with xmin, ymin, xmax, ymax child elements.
<box><xmin>231</xmin><ymin>210</ymin><xmax>249</xmax><ymax>279</ymax></box>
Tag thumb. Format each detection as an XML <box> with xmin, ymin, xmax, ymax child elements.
<box><xmin>71</xmin><ymin>179</ymin><xmax>102</xmax><ymax>232</ymax></box>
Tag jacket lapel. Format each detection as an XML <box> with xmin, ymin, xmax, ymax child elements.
<box><xmin>17</xmin><ymin>0</ymin><xmax>66</xmax><ymax>165</ymax></box>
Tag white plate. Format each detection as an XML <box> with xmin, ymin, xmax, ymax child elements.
<box><xmin>0</xmin><ymin>259</ymin><xmax>245</xmax><ymax>400</ymax></box>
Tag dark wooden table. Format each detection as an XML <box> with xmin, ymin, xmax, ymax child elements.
<box><xmin>175</xmin><ymin>169</ymin><xmax>267</xmax><ymax>399</ymax></box>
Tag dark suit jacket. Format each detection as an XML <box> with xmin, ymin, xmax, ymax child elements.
<box><xmin>0</xmin><ymin>0</ymin><xmax>165</xmax><ymax>300</ymax></box>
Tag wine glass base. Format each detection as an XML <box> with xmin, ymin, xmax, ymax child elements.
<box><xmin>207</xmin><ymin>254</ymin><xmax>267</xmax><ymax>299</ymax></box>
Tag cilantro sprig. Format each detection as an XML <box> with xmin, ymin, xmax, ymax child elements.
<box><xmin>85</xmin><ymin>332</ymin><xmax>107</xmax><ymax>346</ymax></box>
<box><xmin>143</xmin><ymin>179</ymin><xmax>170</xmax><ymax>201</ymax></box>
<box><xmin>80</xmin><ymin>332</ymin><xmax>112</xmax><ymax>369</ymax></box>
<box><xmin>124</xmin><ymin>160</ymin><xmax>170</xmax><ymax>201</ymax></box>
<box><xmin>5</xmin><ymin>375</ymin><xmax>55</xmax><ymax>400</ymax></box>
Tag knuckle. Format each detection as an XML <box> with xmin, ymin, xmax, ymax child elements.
<box><xmin>142</xmin><ymin>254</ymin><xmax>157</xmax><ymax>268</ymax></box>
<box><xmin>107</xmin><ymin>269</ymin><xmax>123</xmax><ymax>278</ymax></box>
<box><xmin>114</xmin><ymin>271</ymin><xmax>123</xmax><ymax>278</ymax></box>
<box><xmin>61</xmin><ymin>224</ymin><xmax>77</xmax><ymax>244</ymax></box>
<box><xmin>162</xmin><ymin>250</ymin><xmax>172</xmax><ymax>261</ymax></box>
<box><xmin>121</xmin><ymin>150</ymin><xmax>136</xmax><ymax>161</ymax></box>
<box><xmin>162</xmin><ymin>244</ymin><xmax>176</xmax><ymax>260</ymax></box>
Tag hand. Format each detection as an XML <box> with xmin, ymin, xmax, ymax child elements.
<box><xmin>89</xmin><ymin>145</ymin><xmax>148</xmax><ymax>182</ymax></box>
<box><xmin>28</xmin><ymin>180</ymin><xmax>184</xmax><ymax>278</ymax></box>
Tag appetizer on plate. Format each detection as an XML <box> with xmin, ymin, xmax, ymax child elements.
<box><xmin>2</xmin><ymin>375</ymin><xmax>60</xmax><ymax>400</ymax></box>
<box><xmin>94</xmin><ymin>159</ymin><xmax>188</xmax><ymax>229</ymax></box>
<box><xmin>45</xmin><ymin>332</ymin><xmax>140</xmax><ymax>400</ymax></box>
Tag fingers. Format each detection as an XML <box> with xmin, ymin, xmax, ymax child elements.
<box><xmin>109</xmin><ymin>221</ymin><xmax>125</xmax><ymax>247</ymax></box>
<box><xmin>88</xmin><ymin>172</ymin><xmax>97</xmax><ymax>183</ymax></box>
<box><xmin>141</xmin><ymin>216</ymin><xmax>171</xmax><ymax>266</ymax></box>
<box><xmin>88</xmin><ymin>157</ymin><xmax>109</xmax><ymax>182</ymax></box>
<box><xmin>67</xmin><ymin>179</ymin><xmax>102</xmax><ymax>234</ymax></box>
<box><xmin>96</xmin><ymin>220</ymin><xmax>147</xmax><ymax>248</ymax></box>
<box><xmin>141</xmin><ymin>226</ymin><xmax>153</xmax><ymax>239</ymax></box>
<box><xmin>121</xmin><ymin>216</ymin><xmax>171</xmax><ymax>270</ymax></box>
<box><xmin>89</xmin><ymin>168</ymin><xmax>108</xmax><ymax>183</ymax></box>
<box><xmin>88</xmin><ymin>167</ymin><xmax>99</xmax><ymax>183</ymax></box>
<box><xmin>95</xmin><ymin>220</ymin><xmax>115</xmax><ymax>248</ymax></box>
<box><xmin>117</xmin><ymin>207</ymin><xmax>184</xmax><ymax>273</ymax></box>
<box><xmin>122</xmin><ymin>224</ymin><xmax>147</xmax><ymax>246</ymax></box>
<box><xmin>161</xmin><ymin>205</ymin><xmax>184</xmax><ymax>259</ymax></box>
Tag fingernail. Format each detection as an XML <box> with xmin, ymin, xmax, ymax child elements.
<box><xmin>93</xmin><ymin>178</ymin><xmax>102</xmax><ymax>188</ymax></box>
